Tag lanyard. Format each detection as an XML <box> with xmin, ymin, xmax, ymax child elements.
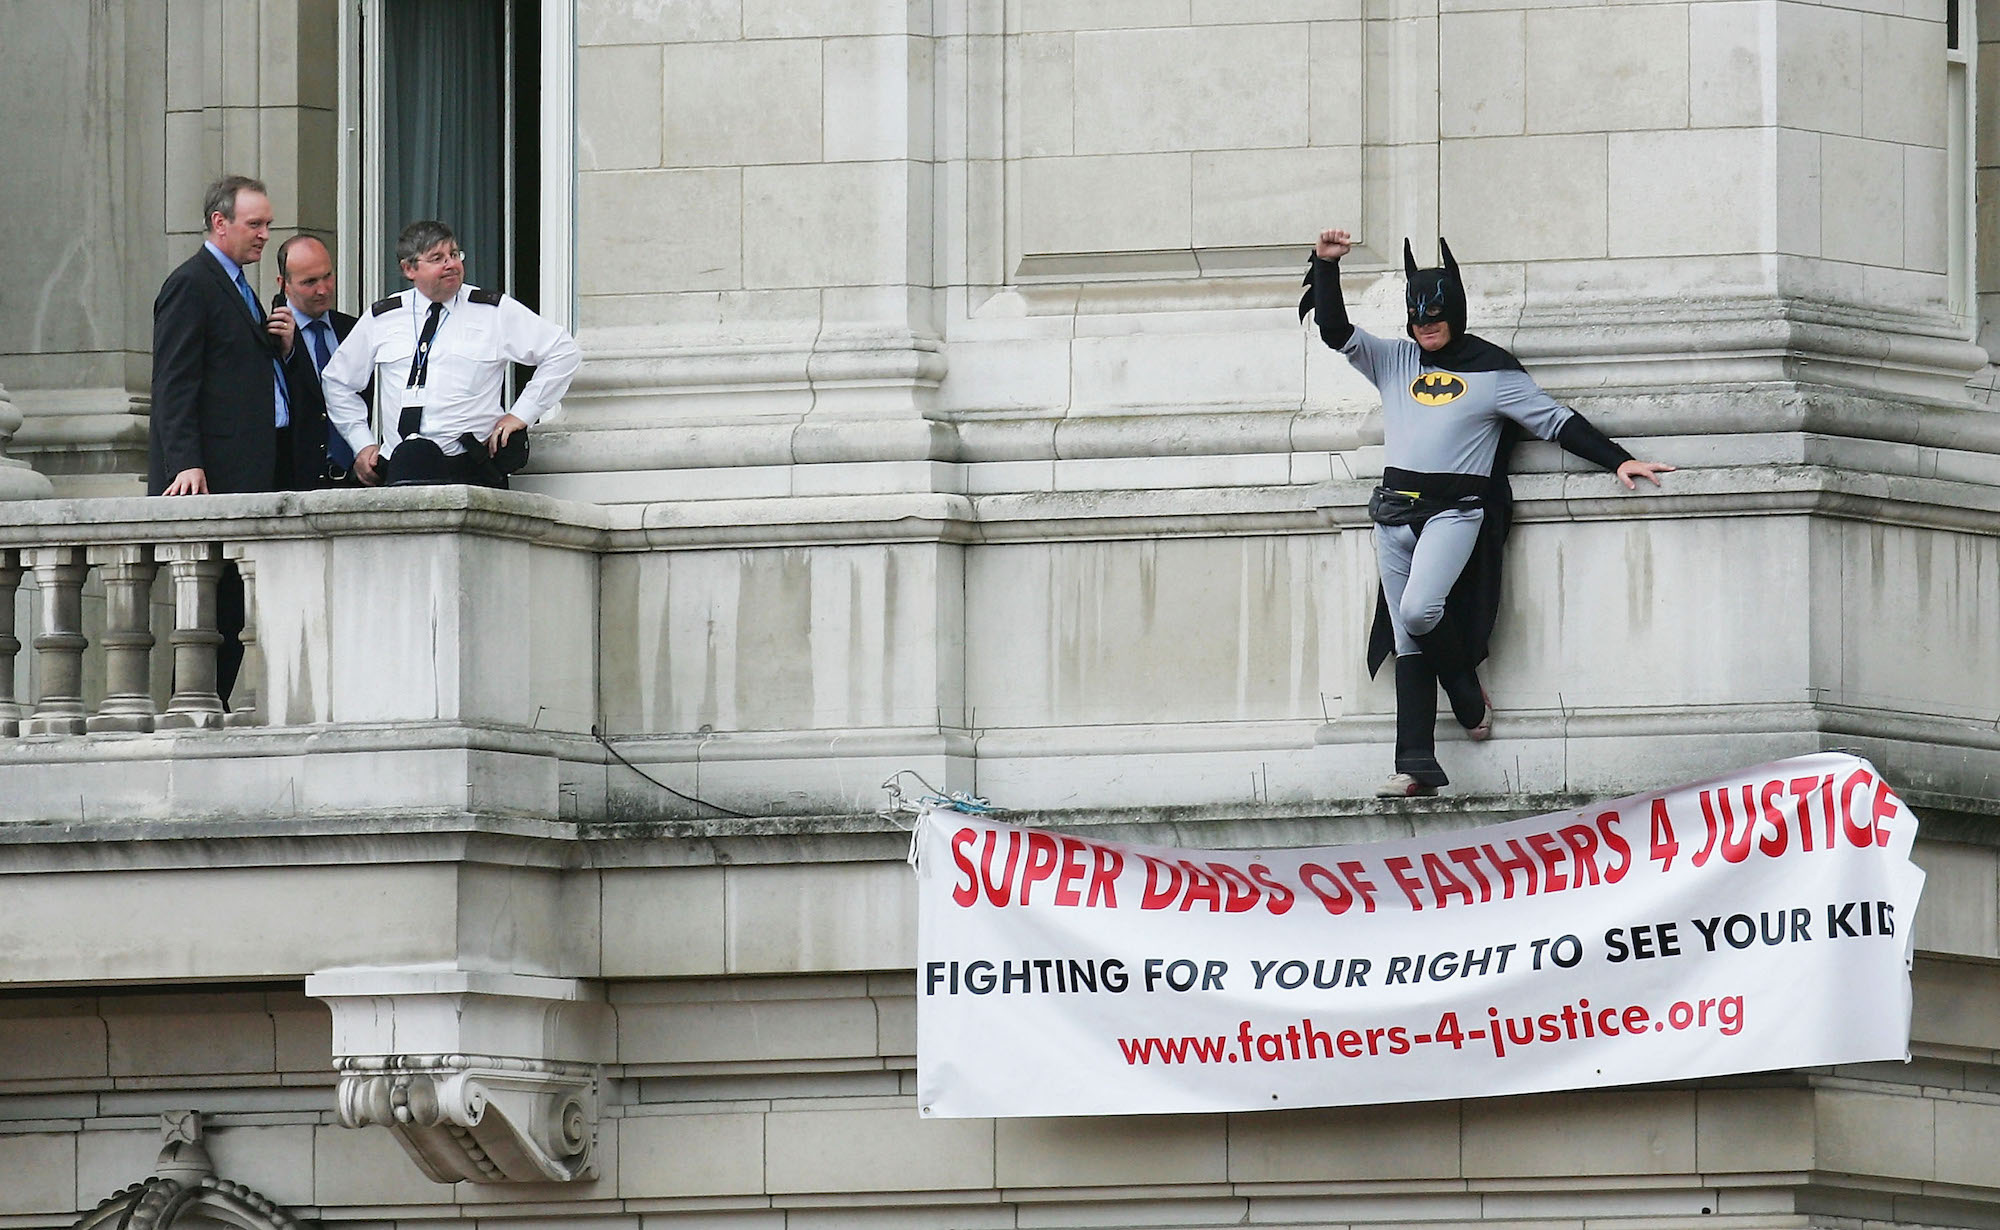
<box><xmin>407</xmin><ymin>298</ymin><xmax>450</xmax><ymax>391</ymax></box>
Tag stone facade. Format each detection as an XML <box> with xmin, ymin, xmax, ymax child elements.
<box><xmin>1</xmin><ymin>0</ymin><xmax>1998</xmax><ymax>1225</ymax></box>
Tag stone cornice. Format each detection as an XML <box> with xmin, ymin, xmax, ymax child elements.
<box><xmin>0</xmin><ymin>436</ymin><xmax>1993</xmax><ymax>553</ymax></box>
<box><xmin>0</xmin><ymin>485</ymin><xmax>616</xmax><ymax>549</ymax></box>
<box><xmin>0</xmin><ymin>767</ymin><xmax>1989</xmax><ymax>873</ymax></box>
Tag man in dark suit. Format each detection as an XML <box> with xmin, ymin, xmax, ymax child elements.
<box><xmin>148</xmin><ymin>174</ymin><xmax>322</xmax><ymax>496</ymax></box>
<box><xmin>149</xmin><ymin>175</ymin><xmax>322</xmax><ymax>707</ymax></box>
<box><xmin>274</xmin><ymin>234</ymin><xmax>363</xmax><ymax>486</ymax></box>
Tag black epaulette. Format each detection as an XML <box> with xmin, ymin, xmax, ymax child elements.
<box><xmin>468</xmin><ymin>288</ymin><xmax>503</xmax><ymax>306</ymax></box>
<box><xmin>370</xmin><ymin>296</ymin><xmax>401</xmax><ymax>316</ymax></box>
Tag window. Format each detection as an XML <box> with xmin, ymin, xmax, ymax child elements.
<box><xmin>1946</xmin><ymin>0</ymin><xmax>1976</xmax><ymax>330</ymax></box>
<box><xmin>337</xmin><ymin>0</ymin><xmax>574</xmax><ymax>326</ymax></box>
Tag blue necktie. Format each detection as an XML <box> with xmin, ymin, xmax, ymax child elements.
<box><xmin>234</xmin><ymin>271</ymin><xmax>260</xmax><ymax>320</ymax></box>
<box><xmin>311</xmin><ymin>320</ymin><xmax>354</xmax><ymax>469</ymax></box>
<box><xmin>307</xmin><ymin>319</ymin><xmax>333</xmax><ymax>370</ymax></box>
<box><xmin>238</xmin><ymin>273</ymin><xmax>290</xmax><ymax>427</ymax></box>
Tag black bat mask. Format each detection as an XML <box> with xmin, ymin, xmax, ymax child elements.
<box><xmin>1404</xmin><ymin>237</ymin><xmax>1468</xmax><ymax>342</ymax></box>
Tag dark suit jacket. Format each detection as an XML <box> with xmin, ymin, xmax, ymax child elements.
<box><xmin>283</xmin><ymin>308</ymin><xmax>361</xmax><ymax>484</ymax></box>
<box><xmin>149</xmin><ymin>247</ymin><xmax>331</xmax><ymax>495</ymax></box>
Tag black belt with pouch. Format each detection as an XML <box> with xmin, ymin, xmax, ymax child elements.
<box><xmin>1368</xmin><ymin>486</ymin><xmax>1485</xmax><ymax>528</ymax></box>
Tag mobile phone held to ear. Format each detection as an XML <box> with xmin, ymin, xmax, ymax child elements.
<box><xmin>268</xmin><ymin>290</ymin><xmax>287</xmax><ymax>354</ymax></box>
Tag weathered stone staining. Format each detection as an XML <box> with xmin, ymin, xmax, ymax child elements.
<box><xmin>0</xmin><ymin>0</ymin><xmax>1994</xmax><ymax>1223</ymax></box>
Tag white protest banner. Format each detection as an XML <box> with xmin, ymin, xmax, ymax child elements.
<box><xmin>914</xmin><ymin>753</ymin><xmax>1924</xmax><ymax>1119</ymax></box>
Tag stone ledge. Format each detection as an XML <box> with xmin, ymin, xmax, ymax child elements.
<box><xmin>0</xmin><ymin>783</ymin><xmax>1987</xmax><ymax>866</ymax></box>
<box><xmin>0</xmin><ymin>455</ymin><xmax>1993</xmax><ymax>557</ymax></box>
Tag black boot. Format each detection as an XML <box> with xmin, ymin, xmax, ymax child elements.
<box><xmin>1413</xmin><ymin>611</ymin><xmax>1485</xmax><ymax>730</ymax></box>
<box><xmin>1436</xmin><ymin>667</ymin><xmax>1486</xmax><ymax>731</ymax></box>
<box><xmin>1411</xmin><ymin>609</ymin><xmax>1470</xmax><ymax>677</ymax></box>
<box><xmin>1391</xmin><ymin>654</ymin><xmax>1448</xmax><ymax>788</ymax></box>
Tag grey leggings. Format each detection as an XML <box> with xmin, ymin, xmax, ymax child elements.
<box><xmin>1374</xmin><ymin>508</ymin><xmax>1485</xmax><ymax>656</ymax></box>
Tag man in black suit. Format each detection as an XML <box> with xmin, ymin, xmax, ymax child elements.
<box><xmin>148</xmin><ymin>174</ymin><xmax>322</xmax><ymax>496</ymax></box>
<box><xmin>148</xmin><ymin>175</ymin><xmax>323</xmax><ymax>706</ymax></box>
<box><xmin>274</xmin><ymin>234</ymin><xmax>363</xmax><ymax>486</ymax></box>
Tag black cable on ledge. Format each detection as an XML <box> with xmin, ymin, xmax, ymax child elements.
<box><xmin>591</xmin><ymin>725</ymin><xmax>754</xmax><ymax>820</ymax></box>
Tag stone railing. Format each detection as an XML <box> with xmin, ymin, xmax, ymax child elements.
<box><xmin>2</xmin><ymin>464</ymin><xmax>1998</xmax><ymax>826</ymax></box>
<box><xmin>0</xmin><ymin>488</ymin><xmax>614</xmax><ymax>824</ymax></box>
<box><xmin>1</xmin><ymin>539</ymin><xmax>263</xmax><ymax>736</ymax></box>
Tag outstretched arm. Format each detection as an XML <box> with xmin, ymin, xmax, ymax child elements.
<box><xmin>1555</xmin><ymin>413</ymin><xmax>1674</xmax><ymax>489</ymax></box>
<box><xmin>1303</xmin><ymin>228</ymin><xmax>1355</xmax><ymax>350</ymax></box>
<box><xmin>1492</xmin><ymin>372</ymin><xmax>1674</xmax><ymax>490</ymax></box>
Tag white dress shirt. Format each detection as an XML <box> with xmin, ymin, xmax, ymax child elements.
<box><xmin>320</xmin><ymin>284</ymin><xmax>581</xmax><ymax>459</ymax></box>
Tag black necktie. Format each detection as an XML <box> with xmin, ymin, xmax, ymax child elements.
<box><xmin>408</xmin><ymin>301</ymin><xmax>444</xmax><ymax>390</ymax></box>
<box><xmin>401</xmin><ymin>301</ymin><xmax>445</xmax><ymax>438</ymax></box>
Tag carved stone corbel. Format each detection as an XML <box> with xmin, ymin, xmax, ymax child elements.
<box><xmin>333</xmin><ymin>1053</ymin><xmax>599</xmax><ymax>1182</ymax></box>
<box><xmin>305</xmin><ymin>966</ymin><xmax>611</xmax><ymax>1184</ymax></box>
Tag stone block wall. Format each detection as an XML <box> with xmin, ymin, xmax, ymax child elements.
<box><xmin>0</xmin><ymin>0</ymin><xmax>339</xmax><ymax>495</ymax></box>
<box><xmin>542</xmin><ymin>0</ymin><xmax>1992</xmax><ymax>505</ymax></box>
<box><xmin>1</xmin><ymin>833</ymin><xmax>1997</xmax><ymax>1220</ymax></box>
<box><xmin>0</xmin><ymin>0</ymin><xmax>1995</xmax><ymax>1217</ymax></box>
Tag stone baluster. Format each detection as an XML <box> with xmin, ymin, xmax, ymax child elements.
<box><xmin>155</xmin><ymin>543</ymin><xmax>226</xmax><ymax>730</ymax></box>
<box><xmin>86</xmin><ymin>544</ymin><xmax>160</xmax><ymax>733</ymax></box>
<box><xmin>0</xmin><ymin>549</ymin><xmax>23</xmax><ymax>736</ymax></box>
<box><xmin>223</xmin><ymin>544</ymin><xmax>262</xmax><ymax>727</ymax></box>
<box><xmin>20</xmin><ymin>546</ymin><xmax>90</xmax><ymax>735</ymax></box>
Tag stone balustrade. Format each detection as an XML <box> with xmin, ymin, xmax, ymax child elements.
<box><xmin>1</xmin><ymin>463</ymin><xmax>1997</xmax><ymax>828</ymax></box>
<box><xmin>0</xmin><ymin>540</ymin><xmax>262</xmax><ymax>737</ymax></box>
<box><xmin>0</xmin><ymin>488</ymin><xmax>614</xmax><ymax>825</ymax></box>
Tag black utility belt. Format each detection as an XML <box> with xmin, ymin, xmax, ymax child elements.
<box><xmin>1368</xmin><ymin>486</ymin><xmax>1484</xmax><ymax>528</ymax></box>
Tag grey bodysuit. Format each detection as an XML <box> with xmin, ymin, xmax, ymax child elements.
<box><xmin>1339</xmin><ymin>326</ymin><xmax>1575</xmax><ymax>654</ymax></box>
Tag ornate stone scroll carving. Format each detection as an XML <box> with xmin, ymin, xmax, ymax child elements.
<box><xmin>333</xmin><ymin>1053</ymin><xmax>599</xmax><ymax>1182</ymax></box>
<box><xmin>71</xmin><ymin>1112</ymin><xmax>302</xmax><ymax>1230</ymax></box>
<box><xmin>306</xmin><ymin>966</ymin><xmax>611</xmax><ymax>1184</ymax></box>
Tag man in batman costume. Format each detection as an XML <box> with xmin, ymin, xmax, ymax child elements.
<box><xmin>1302</xmin><ymin>227</ymin><xmax>1673</xmax><ymax>797</ymax></box>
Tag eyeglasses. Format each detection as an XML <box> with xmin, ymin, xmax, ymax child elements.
<box><xmin>412</xmin><ymin>248</ymin><xmax>464</xmax><ymax>269</ymax></box>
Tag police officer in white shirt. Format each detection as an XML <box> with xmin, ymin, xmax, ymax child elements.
<box><xmin>320</xmin><ymin>219</ymin><xmax>581</xmax><ymax>487</ymax></box>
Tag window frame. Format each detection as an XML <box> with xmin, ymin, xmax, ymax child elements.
<box><xmin>335</xmin><ymin>0</ymin><xmax>575</xmax><ymax>329</ymax></box>
<box><xmin>1946</xmin><ymin>0</ymin><xmax>1978</xmax><ymax>333</ymax></box>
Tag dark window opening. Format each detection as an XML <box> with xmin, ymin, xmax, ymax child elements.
<box><xmin>380</xmin><ymin>0</ymin><xmax>539</xmax><ymax>309</ymax></box>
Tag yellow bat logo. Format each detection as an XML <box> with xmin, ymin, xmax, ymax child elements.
<box><xmin>1410</xmin><ymin>371</ymin><xmax>1467</xmax><ymax>405</ymax></box>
